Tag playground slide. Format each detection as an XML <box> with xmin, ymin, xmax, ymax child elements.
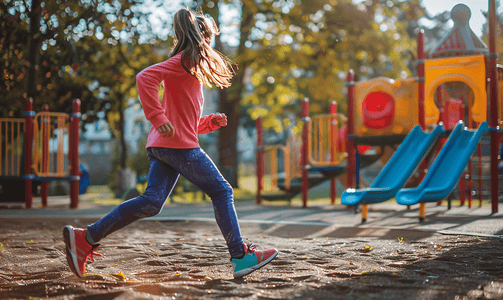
<box><xmin>396</xmin><ymin>121</ymin><xmax>488</xmax><ymax>205</ymax></box>
<box><xmin>341</xmin><ymin>124</ymin><xmax>445</xmax><ymax>206</ymax></box>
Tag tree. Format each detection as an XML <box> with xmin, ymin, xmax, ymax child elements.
<box><xmin>481</xmin><ymin>0</ymin><xmax>503</xmax><ymax>63</ymax></box>
<box><xmin>190</xmin><ymin>0</ymin><xmax>425</xmax><ymax>187</ymax></box>
<box><xmin>1</xmin><ymin>0</ymin><xmax>176</xmax><ymax>173</ymax></box>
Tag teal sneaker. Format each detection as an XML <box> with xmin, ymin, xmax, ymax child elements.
<box><xmin>231</xmin><ymin>243</ymin><xmax>278</xmax><ymax>278</ymax></box>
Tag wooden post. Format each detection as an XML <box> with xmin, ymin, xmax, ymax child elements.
<box><xmin>69</xmin><ymin>99</ymin><xmax>80</xmax><ymax>208</ymax></box>
<box><xmin>488</xmin><ymin>0</ymin><xmax>499</xmax><ymax>214</ymax></box>
<box><xmin>330</xmin><ymin>101</ymin><xmax>337</xmax><ymax>204</ymax></box>
<box><xmin>256</xmin><ymin>116</ymin><xmax>263</xmax><ymax>204</ymax></box>
<box><xmin>301</xmin><ymin>98</ymin><xmax>310</xmax><ymax>208</ymax></box>
<box><xmin>24</xmin><ymin>98</ymin><xmax>34</xmax><ymax>208</ymax></box>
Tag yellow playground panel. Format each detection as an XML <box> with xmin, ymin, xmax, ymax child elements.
<box><xmin>355</xmin><ymin>77</ymin><xmax>418</xmax><ymax>138</ymax></box>
<box><xmin>308</xmin><ymin>113</ymin><xmax>345</xmax><ymax>166</ymax></box>
<box><xmin>263</xmin><ymin>135</ymin><xmax>302</xmax><ymax>192</ymax></box>
<box><xmin>424</xmin><ymin>55</ymin><xmax>487</xmax><ymax>125</ymax></box>
<box><xmin>32</xmin><ymin>111</ymin><xmax>70</xmax><ymax>178</ymax></box>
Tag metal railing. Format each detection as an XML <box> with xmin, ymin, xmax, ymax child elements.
<box><xmin>0</xmin><ymin>118</ymin><xmax>25</xmax><ymax>177</ymax></box>
<box><xmin>263</xmin><ymin>135</ymin><xmax>302</xmax><ymax>191</ymax></box>
<box><xmin>307</xmin><ymin>113</ymin><xmax>345</xmax><ymax>167</ymax></box>
<box><xmin>32</xmin><ymin>112</ymin><xmax>70</xmax><ymax>178</ymax></box>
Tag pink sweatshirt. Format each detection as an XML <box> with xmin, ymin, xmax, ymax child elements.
<box><xmin>136</xmin><ymin>52</ymin><xmax>220</xmax><ymax>149</ymax></box>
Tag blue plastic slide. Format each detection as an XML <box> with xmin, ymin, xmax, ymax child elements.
<box><xmin>341</xmin><ymin>124</ymin><xmax>445</xmax><ymax>206</ymax></box>
<box><xmin>396</xmin><ymin>121</ymin><xmax>488</xmax><ymax>205</ymax></box>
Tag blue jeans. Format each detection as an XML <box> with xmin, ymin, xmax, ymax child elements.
<box><xmin>87</xmin><ymin>147</ymin><xmax>244</xmax><ymax>257</ymax></box>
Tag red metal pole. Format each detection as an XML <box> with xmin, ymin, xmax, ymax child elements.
<box><xmin>436</xmin><ymin>87</ymin><xmax>443</xmax><ymax>206</ymax></box>
<box><xmin>256</xmin><ymin>116</ymin><xmax>263</xmax><ymax>205</ymax></box>
<box><xmin>417</xmin><ymin>29</ymin><xmax>427</xmax><ymax>221</ymax></box>
<box><xmin>346</xmin><ymin>70</ymin><xmax>355</xmax><ymax>190</ymax></box>
<box><xmin>41</xmin><ymin>104</ymin><xmax>49</xmax><ymax>207</ymax></box>
<box><xmin>478</xmin><ymin>142</ymin><xmax>483</xmax><ymax>207</ymax></box>
<box><xmin>459</xmin><ymin>175</ymin><xmax>466</xmax><ymax>206</ymax></box>
<box><xmin>467</xmin><ymin>97</ymin><xmax>473</xmax><ymax>208</ymax></box>
<box><xmin>468</xmin><ymin>160</ymin><xmax>473</xmax><ymax>208</ymax></box>
<box><xmin>70</xmin><ymin>99</ymin><xmax>80</xmax><ymax>208</ymax></box>
<box><xmin>417</xmin><ymin>30</ymin><xmax>426</xmax><ymax>131</ymax></box>
<box><xmin>301</xmin><ymin>98</ymin><xmax>310</xmax><ymax>207</ymax></box>
<box><xmin>24</xmin><ymin>98</ymin><xmax>34</xmax><ymax>208</ymax></box>
<box><xmin>488</xmin><ymin>0</ymin><xmax>499</xmax><ymax>214</ymax></box>
<box><xmin>330</xmin><ymin>101</ymin><xmax>337</xmax><ymax>204</ymax></box>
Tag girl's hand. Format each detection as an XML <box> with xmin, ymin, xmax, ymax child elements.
<box><xmin>212</xmin><ymin>113</ymin><xmax>227</xmax><ymax>128</ymax></box>
<box><xmin>157</xmin><ymin>122</ymin><xmax>175</xmax><ymax>138</ymax></box>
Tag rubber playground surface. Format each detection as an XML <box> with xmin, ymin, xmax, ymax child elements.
<box><xmin>0</xmin><ymin>194</ymin><xmax>502</xmax><ymax>299</ymax></box>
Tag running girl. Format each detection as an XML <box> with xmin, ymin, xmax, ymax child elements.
<box><xmin>63</xmin><ymin>7</ymin><xmax>278</xmax><ymax>279</ymax></box>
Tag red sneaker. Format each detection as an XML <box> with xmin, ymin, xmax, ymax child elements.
<box><xmin>63</xmin><ymin>225</ymin><xmax>102</xmax><ymax>278</ymax></box>
<box><xmin>231</xmin><ymin>243</ymin><xmax>278</xmax><ymax>278</ymax></box>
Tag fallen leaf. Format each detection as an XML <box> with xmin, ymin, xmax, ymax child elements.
<box><xmin>112</xmin><ymin>272</ymin><xmax>126</xmax><ymax>281</ymax></box>
<box><xmin>360</xmin><ymin>245</ymin><xmax>373</xmax><ymax>252</ymax></box>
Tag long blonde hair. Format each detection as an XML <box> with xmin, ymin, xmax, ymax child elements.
<box><xmin>171</xmin><ymin>8</ymin><xmax>235</xmax><ymax>88</ymax></box>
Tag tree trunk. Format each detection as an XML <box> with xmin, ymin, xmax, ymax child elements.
<box><xmin>217</xmin><ymin>89</ymin><xmax>240</xmax><ymax>186</ymax></box>
<box><xmin>26</xmin><ymin>0</ymin><xmax>41</xmax><ymax>99</ymax></box>
<box><xmin>212</xmin><ymin>1</ymin><xmax>254</xmax><ymax>187</ymax></box>
<box><xmin>118</xmin><ymin>94</ymin><xmax>127</xmax><ymax>170</ymax></box>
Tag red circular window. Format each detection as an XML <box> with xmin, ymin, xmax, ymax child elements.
<box><xmin>362</xmin><ymin>91</ymin><xmax>395</xmax><ymax>129</ymax></box>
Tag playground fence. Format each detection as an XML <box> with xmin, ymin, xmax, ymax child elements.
<box><xmin>33</xmin><ymin>111</ymin><xmax>70</xmax><ymax>178</ymax></box>
<box><xmin>308</xmin><ymin>113</ymin><xmax>345</xmax><ymax>167</ymax></box>
<box><xmin>0</xmin><ymin>118</ymin><xmax>24</xmax><ymax>177</ymax></box>
<box><xmin>0</xmin><ymin>98</ymin><xmax>80</xmax><ymax>208</ymax></box>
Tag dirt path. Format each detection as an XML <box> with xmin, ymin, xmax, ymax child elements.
<box><xmin>0</xmin><ymin>218</ymin><xmax>502</xmax><ymax>299</ymax></box>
